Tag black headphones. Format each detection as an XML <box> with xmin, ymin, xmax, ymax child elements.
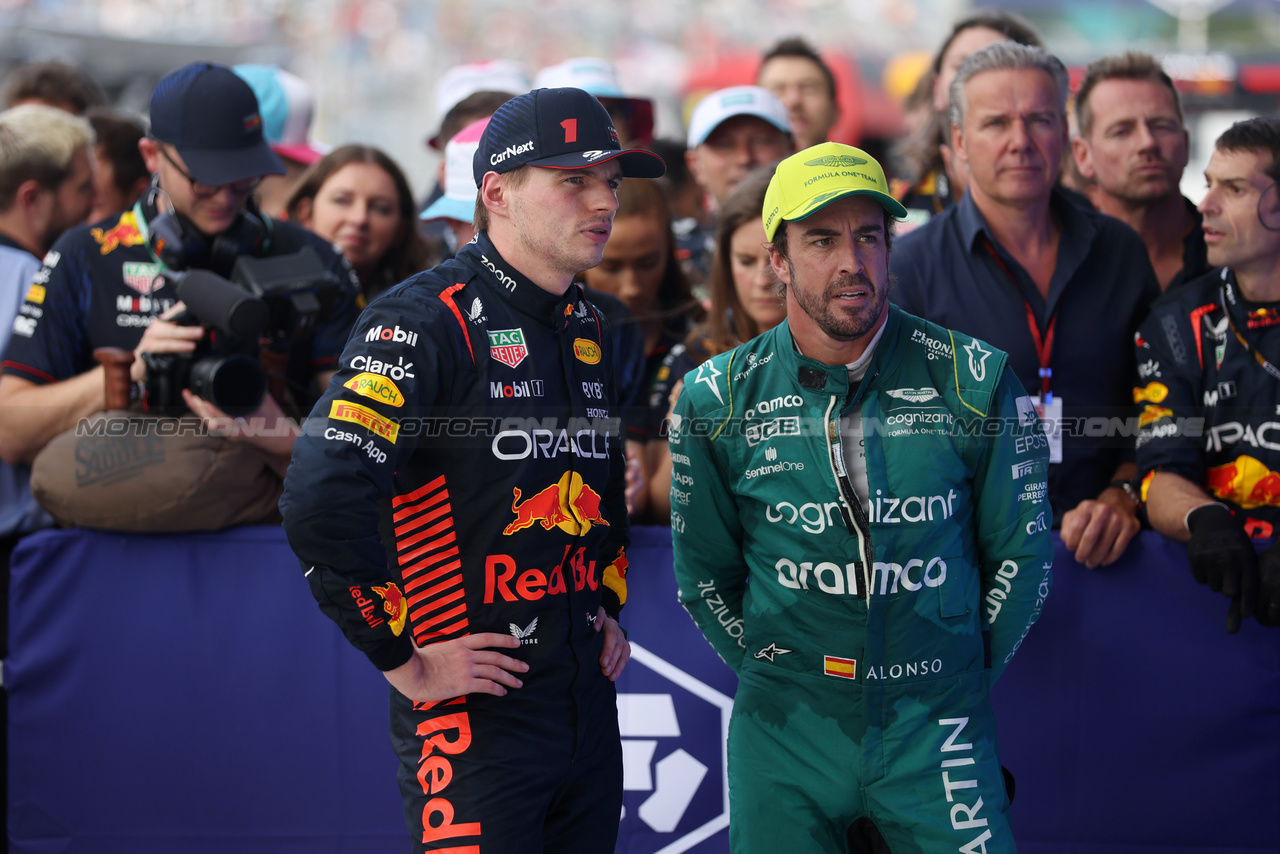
<box><xmin>140</xmin><ymin>177</ymin><xmax>273</xmax><ymax>277</ymax></box>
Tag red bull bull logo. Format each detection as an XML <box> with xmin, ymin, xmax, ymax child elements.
<box><xmin>91</xmin><ymin>213</ymin><xmax>146</xmax><ymax>255</ymax></box>
<box><xmin>1138</xmin><ymin>404</ymin><xmax>1173</xmax><ymax>427</ymax></box>
<box><xmin>503</xmin><ymin>470</ymin><xmax>609</xmax><ymax>536</ymax></box>
<box><xmin>1247</xmin><ymin>307</ymin><xmax>1280</xmax><ymax>329</ymax></box>
<box><xmin>371</xmin><ymin>582</ymin><xmax>408</xmax><ymax>636</ymax></box>
<box><xmin>1206</xmin><ymin>455</ymin><xmax>1280</xmax><ymax>509</ymax></box>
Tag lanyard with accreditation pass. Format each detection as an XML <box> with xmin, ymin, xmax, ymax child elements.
<box><xmin>980</xmin><ymin>235</ymin><xmax>1063</xmax><ymax>462</ymax></box>
<box><xmin>1222</xmin><ymin>277</ymin><xmax>1280</xmax><ymax>383</ymax></box>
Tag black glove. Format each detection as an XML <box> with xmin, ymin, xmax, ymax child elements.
<box><xmin>1186</xmin><ymin>504</ymin><xmax>1258</xmax><ymax>634</ymax></box>
<box><xmin>1255</xmin><ymin>539</ymin><xmax>1280</xmax><ymax>628</ymax></box>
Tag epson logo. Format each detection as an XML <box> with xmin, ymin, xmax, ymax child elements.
<box><xmin>364</xmin><ymin>325</ymin><xmax>418</xmax><ymax>347</ymax></box>
<box><xmin>481</xmin><ymin>254</ymin><xmax>517</xmax><ymax>291</ymax></box>
<box><xmin>491</xmin><ymin>139</ymin><xmax>535</xmax><ymax>165</ymax></box>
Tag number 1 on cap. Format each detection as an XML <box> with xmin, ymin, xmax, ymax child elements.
<box><xmin>561</xmin><ymin>119</ymin><xmax>577</xmax><ymax>144</ymax></box>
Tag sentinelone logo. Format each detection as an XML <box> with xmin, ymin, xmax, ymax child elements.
<box><xmin>618</xmin><ymin>644</ymin><xmax>732</xmax><ymax>853</ymax></box>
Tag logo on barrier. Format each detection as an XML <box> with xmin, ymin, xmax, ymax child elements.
<box><xmin>618</xmin><ymin>644</ymin><xmax>732</xmax><ymax>852</ymax></box>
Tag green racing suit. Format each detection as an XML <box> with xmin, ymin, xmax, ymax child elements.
<box><xmin>670</xmin><ymin>304</ymin><xmax>1053</xmax><ymax>853</ymax></box>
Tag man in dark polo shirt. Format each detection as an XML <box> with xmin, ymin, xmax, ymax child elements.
<box><xmin>891</xmin><ymin>42</ymin><xmax>1160</xmax><ymax>568</ymax></box>
<box><xmin>1072</xmin><ymin>52</ymin><xmax>1211</xmax><ymax>293</ymax></box>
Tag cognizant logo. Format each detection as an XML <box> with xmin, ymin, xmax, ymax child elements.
<box><xmin>765</xmin><ymin>501</ymin><xmax>842</xmax><ymax>534</ymax></box>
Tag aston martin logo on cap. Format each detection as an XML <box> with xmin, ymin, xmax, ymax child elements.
<box><xmin>804</xmin><ymin>154</ymin><xmax>868</xmax><ymax>168</ymax></box>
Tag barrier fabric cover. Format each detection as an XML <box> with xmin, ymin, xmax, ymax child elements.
<box><xmin>8</xmin><ymin>527</ymin><xmax>1280</xmax><ymax>853</ymax></box>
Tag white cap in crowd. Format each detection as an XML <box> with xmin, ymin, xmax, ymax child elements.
<box><xmin>434</xmin><ymin>60</ymin><xmax>530</xmax><ymax>125</ymax></box>
<box><xmin>419</xmin><ymin>116</ymin><xmax>490</xmax><ymax>223</ymax></box>
<box><xmin>534</xmin><ymin>57</ymin><xmax>654</xmax><ymax>144</ymax></box>
<box><xmin>687</xmin><ymin>85</ymin><xmax>791</xmax><ymax>149</ymax></box>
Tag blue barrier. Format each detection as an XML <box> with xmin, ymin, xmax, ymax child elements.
<box><xmin>7</xmin><ymin>527</ymin><xmax>1280</xmax><ymax>853</ymax></box>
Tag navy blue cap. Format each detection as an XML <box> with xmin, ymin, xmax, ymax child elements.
<box><xmin>473</xmin><ymin>87</ymin><xmax>664</xmax><ymax>186</ymax></box>
<box><xmin>150</xmin><ymin>63</ymin><xmax>286</xmax><ymax>186</ymax></box>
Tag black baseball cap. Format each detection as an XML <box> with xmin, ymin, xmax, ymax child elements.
<box><xmin>150</xmin><ymin>62</ymin><xmax>286</xmax><ymax>186</ymax></box>
<box><xmin>473</xmin><ymin>87</ymin><xmax>665</xmax><ymax>186</ymax></box>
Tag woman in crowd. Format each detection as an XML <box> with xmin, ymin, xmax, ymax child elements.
<box><xmin>578</xmin><ymin>178</ymin><xmax>705</xmax><ymax>522</ymax></box>
<box><xmin>286</xmin><ymin>144</ymin><xmax>428</xmax><ymax>305</ymax></box>
<box><xmin>891</xmin><ymin>10</ymin><xmax>1041</xmax><ymax>219</ymax></box>
<box><xmin>647</xmin><ymin>165</ymin><xmax>785</xmax><ymax>522</ymax></box>
<box><xmin>684</xmin><ymin>166</ymin><xmax>785</xmax><ymax>362</ymax></box>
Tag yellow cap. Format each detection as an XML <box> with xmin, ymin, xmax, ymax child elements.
<box><xmin>762</xmin><ymin>142</ymin><xmax>908</xmax><ymax>242</ymax></box>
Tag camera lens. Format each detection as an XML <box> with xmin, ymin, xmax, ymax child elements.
<box><xmin>188</xmin><ymin>355</ymin><xmax>267</xmax><ymax>418</ymax></box>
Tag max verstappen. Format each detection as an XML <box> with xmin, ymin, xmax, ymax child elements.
<box><xmin>280</xmin><ymin>88</ymin><xmax>664</xmax><ymax>853</ymax></box>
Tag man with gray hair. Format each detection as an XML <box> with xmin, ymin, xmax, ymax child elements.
<box><xmin>891</xmin><ymin>41</ymin><xmax>1160</xmax><ymax>569</ymax></box>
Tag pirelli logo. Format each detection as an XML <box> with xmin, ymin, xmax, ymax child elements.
<box><xmin>823</xmin><ymin>655</ymin><xmax>857</xmax><ymax>680</ymax></box>
<box><xmin>330</xmin><ymin>400</ymin><xmax>399</xmax><ymax>443</ymax></box>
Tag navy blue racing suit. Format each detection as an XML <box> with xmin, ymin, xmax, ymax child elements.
<box><xmin>280</xmin><ymin>231</ymin><xmax>630</xmax><ymax>853</ymax></box>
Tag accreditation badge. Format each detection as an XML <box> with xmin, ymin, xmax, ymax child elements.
<box><xmin>1031</xmin><ymin>395</ymin><xmax>1063</xmax><ymax>464</ymax></box>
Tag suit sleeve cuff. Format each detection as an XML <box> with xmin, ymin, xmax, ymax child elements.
<box><xmin>366</xmin><ymin>634</ymin><xmax>415</xmax><ymax>672</ymax></box>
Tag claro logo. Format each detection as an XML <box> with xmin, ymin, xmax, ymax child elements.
<box><xmin>775</xmin><ymin>556</ymin><xmax>947</xmax><ymax>596</ymax></box>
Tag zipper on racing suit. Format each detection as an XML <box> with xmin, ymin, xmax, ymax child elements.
<box><xmin>823</xmin><ymin>394</ymin><xmax>874</xmax><ymax>603</ymax></box>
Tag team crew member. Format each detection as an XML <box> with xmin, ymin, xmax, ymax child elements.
<box><xmin>280</xmin><ymin>87</ymin><xmax>664</xmax><ymax>853</ymax></box>
<box><xmin>1137</xmin><ymin>117</ymin><xmax>1280</xmax><ymax>633</ymax></box>
<box><xmin>0</xmin><ymin>63</ymin><xmax>359</xmax><ymax>466</ymax></box>
<box><xmin>670</xmin><ymin>143</ymin><xmax>1052</xmax><ymax>853</ymax></box>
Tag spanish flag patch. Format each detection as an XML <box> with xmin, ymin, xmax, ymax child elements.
<box><xmin>823</xmin><ymin>655</ymin><xmax>857</xmax><ymax>680</ymax></box>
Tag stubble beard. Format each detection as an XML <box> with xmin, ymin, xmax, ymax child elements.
<box><xmin>788</xmin><ymin>262</ymin><xmax>886</xmax><ymax>342</ymax></box>
<box><xmin>512</xmin><ymin>196</ymin><xmax>607</xmax><ymax>279</ymax></box>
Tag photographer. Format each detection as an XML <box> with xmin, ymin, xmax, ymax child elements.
<box><xmin>0</xmin><ymin>63</ymin><xmax>359</xmax><ymax>469</ymax></box>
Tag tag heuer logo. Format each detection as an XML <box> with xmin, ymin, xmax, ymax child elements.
<box><xmin>122</xmin><ymin>262</ymin><xmax>164</xmax><ymax>295</ymax></box>
<box><xmin>886</xmin><ymin>387</ymin><xmax>940</xmax><ymax>403</ymax></box>
<box><xmin>804</xmin><ymin>154</ymin><xmax>867</xmax><ymax>168</ymax></box>
<box><xmin>488</xmin><ymin>328</ymin><xmax>528</xmax><ymax>368</ymax></box>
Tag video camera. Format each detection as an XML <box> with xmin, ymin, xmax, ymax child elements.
<box><xmin>142</xmin><ymin>246</ymin><xmax>340</xmax><ymax>417</ymax></box>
